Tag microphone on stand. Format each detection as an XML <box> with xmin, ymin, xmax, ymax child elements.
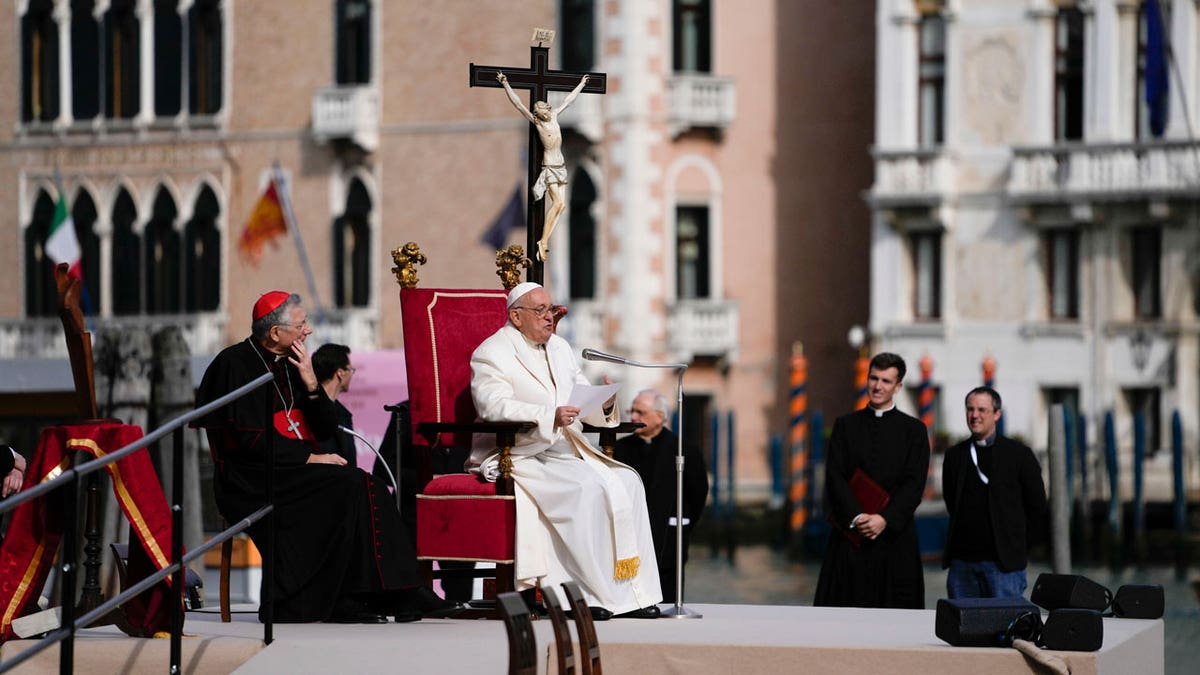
<box><xmin>580</xmin><ymin>347</ymin><xmax>700</xmax><ymax>619</ymax></box>
<box><xmin>582</xmin><ymin>348</ymin><xmax>688</xmax><ymax>371</ymax></box>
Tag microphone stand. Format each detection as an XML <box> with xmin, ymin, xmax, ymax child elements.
<box><xmin>582</xmin><ymin>349</ymin><xmax>701</xmax><ymax>619</ymax></box>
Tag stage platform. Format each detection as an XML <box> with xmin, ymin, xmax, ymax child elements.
<box><xmin>0</xmin><ymin>603</ymin><xmax>1163</xmax><ymax>674</ymax></box>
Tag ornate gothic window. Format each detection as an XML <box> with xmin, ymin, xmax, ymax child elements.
<box><xmin>1045</xmin><ymin>228</ymin><xmax>1079</xmax><ymax>320</ymax></box>
<box><xmin>106</xmin><ymin>0</ymin><xmax>141</xmax><ymax>120</ymax></box>
<box><xmin>189</xmin><ymin>0</ymin><xmax>224</xmax><ymax>114</ymax></box>
<box><xmin>918</xmin><ymin>11</ymin><xmax>946</xmax><ymax>146</ymax></box>
<box><xmin>72</xmin><ymin>0</ymin><xmax>102</xmax><ymax>121</ymax></box>
<box><xmin>185</xmin><ymin>186</ymin><xmax>222</xmax><ymax>312</ymax></box>
<box><xmin>154</xmin><ymin>0</ymin><xmax>183</xmax><ymax>117</ymax></box>
<box><xmin>911</xmin><ymin>230</ymin><xmax>942</xmax><ymax>319</ymax></box>
<box><xmin>21</xmin><ymin>0</ymin><xmax>60</xmax><ymax>123</ymax></box>
<box><xmin>145</xmin><ymin>188</ymin><xmax>181</xmax><ymax>314</ymax></box>
<box><xmin>111</xmin><ymin>188</ymin><xmax>141</xmax><ymax>315</ymax></box>
<box><xmin>23</xmin><ymin>190</ymin><xmax>58</xmax><ymax>317</ymax></box>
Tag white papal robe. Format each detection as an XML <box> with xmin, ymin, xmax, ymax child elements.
<box><xmin>468</xmin><ymin>324</ymin><xmax>662</xmax><ymax>614</ymax></box>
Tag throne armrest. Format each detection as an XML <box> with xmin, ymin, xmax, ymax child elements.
<box><xmin>583</xmin><ymin>422</ymin><xmax>645</xmax><ymax>458</ymax></box>
<box><xmin>415</xmin><ymin>421</ymin><xmax>535</xmax><ymax>494</ymax></box>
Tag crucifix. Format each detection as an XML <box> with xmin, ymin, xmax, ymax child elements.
<box><xmin>285</xmin><ymin>414</ymin><xmax>303</xmax><ymax>439</ymax></box>
<box><xmin>470</xmin><ymin>30</ymin><xmax>607</xmax><ymax>284</ymax></box>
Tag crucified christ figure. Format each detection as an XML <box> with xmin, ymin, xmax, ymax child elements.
<box><xmin>497</xmin><ymin>71</ymin><xmax>589</xmax><ymax>262</ymax></box>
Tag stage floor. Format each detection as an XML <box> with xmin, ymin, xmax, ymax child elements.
<box><xmin>0</xmin><ymin>602</ymin><xmax>1163</xmax><ymax>674</ymax></box>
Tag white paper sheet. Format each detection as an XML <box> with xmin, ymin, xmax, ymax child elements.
<box><xmin>567</xmin><ymin>382</ymin><xmax>622</xmax><ymax>418</ymax></box>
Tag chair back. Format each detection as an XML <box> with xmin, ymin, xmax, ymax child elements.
<box><xmin>541</xmin><ymin>586</ymin><xmax>575</xmax><ymax>675</ymax></box>
<box><xmin>560</xmin><ymin>581</ymin><xmax>602</xmax><ymax>675</ymax></box>
<box><xmin>497</xmin><ymin>591</ymin><xmax>538</xmax><ymax>675</ymax></box>
<box><xmin>399</xmin><ymin>288</ymin><xmax>509</xmax><ymax>449</ymax></box>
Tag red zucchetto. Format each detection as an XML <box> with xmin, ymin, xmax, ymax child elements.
<box><xmin>252</xmin><ymin>290</ymin><xmax>290</xmax><ymax>321</ymax></box>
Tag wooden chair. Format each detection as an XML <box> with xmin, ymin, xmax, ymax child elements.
<box><xmin>561</xmin><ymin>581</ymin><xmax>602</xmax><ymax>675</ymax></box>
<box><xmin>541</xmin><ymin>585</ymin><xmax>575</xmax><ymax>675</ymax></box>
<box><xmin>498</xmin><ymin>591</ymin><xmax>538</xmax><ymax>675</ymax></box>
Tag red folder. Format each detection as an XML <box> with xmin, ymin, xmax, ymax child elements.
<box><xmin>835</xmin><ymin>468</ymin><xmax>891</xmax><ymax>547</ymax></box>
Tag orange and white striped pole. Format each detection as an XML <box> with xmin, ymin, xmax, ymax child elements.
<box><xmin>982</xmin><ymin>353</ymin><xmax>1001</xmax><ymax>436</ymax></box>
<box><xmin>918</xmin><ymin>354</ymin><xmax>936</xmax><ymax>498</ymax></box>
<box><xmin>788</xmin><ymin>342</ymin><xmax>809</xmax><ymax>538</ymax></box>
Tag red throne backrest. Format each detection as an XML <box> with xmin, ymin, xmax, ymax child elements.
<box><xmin>399</xmin><ymin>288</ymin><xmax>509</xmax><ymax>449</ymax></box>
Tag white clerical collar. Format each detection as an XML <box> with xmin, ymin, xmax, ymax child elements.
<box><xmin>869</xmin><ymin>403</ymin><xmax>896</xmax><ymax>418</ymax></box>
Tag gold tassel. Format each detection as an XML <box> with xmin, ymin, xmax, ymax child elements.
<box><xmin>614</xmin><ymin>556</ymin><xmax>639</xmax><ymax>581</ymax></box>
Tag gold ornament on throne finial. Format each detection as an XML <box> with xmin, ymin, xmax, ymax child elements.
<box><xmin>495</xmin><ymin>245</ymin><xmax>532</xmax><ymax>290</ymax></box>
<box><xmin>391</xmin><ymin>242</ymin><xmax>428</xmax><ymax>289</ymax></box>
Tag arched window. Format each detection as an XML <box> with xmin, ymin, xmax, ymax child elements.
<box><xmin>23</xmin><ymin>190</ymin><xmax>58</xmax><ymax>317</ymax></box>
<box><xmin>336</xmin><ymin>0</ymin><xmax>372</xmax><ymax>85</ymax></box>
<box><xmin>112</xmin><ymin>188</ymin><xmax>141</xmax><ymax>315</ymax></box>
<box><xmin>73</xmin><ymin>190</ymin><xmax>103</xmax><ymax>315</ymax></box>
<box><xmin>333</xmin><ymin>178</ymin><xmax>371</xmax><ymax>308</ymax></box>
<box><xmin>21</xmin><ymin>0</ymin><xmax>60</xmax><ymax>123</ymax></box>
<box><xmin>185</xmin><ymin>186</ymin><xmax>221</xmax><ymax>311</ymax></box>
<box><xmin>106</xmin><ymin>0</ymin><xmax>140</xmax><ymax>119</ymax></box>
<box><xmin>189</xmin><ymin>0</ymin><xmax>223</xmax><ymax>114</ymax></box>
<box><xmin>145</xmin><ymin>188</ymin><xmax>181</xmax><ymax>314</ymax></box>
<box><xmin>568</xmin><ymin>171</ymin><xmax>597</xmax><ymax>300</ymax></box>
<box><xmin>72</xmin><ymin>0</ymin><xmax>102</xmax><ymax>121</ymax></box>
<box><xmin>154</xmin><ymin>0</ymin><xmax>183</xmax><ymax>117</ymax></box>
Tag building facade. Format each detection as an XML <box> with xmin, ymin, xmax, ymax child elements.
<box><xmin>2</xmin><ymin>1</ymin><xmax>876</xmax><ymax>499</ymax></box>
<box><xmin>869</xmin><ymin>0</ymin><xmax>1200</xmax><ymax>499</ymax></box>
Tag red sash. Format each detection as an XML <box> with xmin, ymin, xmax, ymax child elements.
<box><xmin>0</xmin><ymin>423</ymin><xmax>176</xmax><ymax>641</ymax></box>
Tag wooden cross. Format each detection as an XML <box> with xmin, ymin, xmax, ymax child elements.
<box><xmin>470</xmin><ymin>46</ymin><xmax>607</xmax><ymax>284</ymax></box>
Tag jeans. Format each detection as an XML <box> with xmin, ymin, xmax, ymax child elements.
<box><xmin>946</xmin><ymin>559</ymin><xmax>1027</xmax><ymax>599</ymax></box>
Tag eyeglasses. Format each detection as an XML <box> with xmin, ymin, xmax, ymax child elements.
<box><xmin>512</xmin><ymin>304</ymin><xmax>556</xmax><ymax>318</ymax></box>
<box><xmin>277</xmin><ymin>319</ymin><xmax>310</xmax><ymax>331</ymax></box>
<box><xmin>343</xmin><ymin>366</ymin><xmax>357</xmax><ymax>374</ymax></box>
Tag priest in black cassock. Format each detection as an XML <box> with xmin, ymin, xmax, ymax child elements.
<box><xmin>193</xmin><ymin>291</ymin><xmax>462</xmax><ymax>623</ymax></box>
<box><xmin>612</xmin><ymin>390</ymin><xmax>709</xmax><ymax>604</ymax></box>
<box><xmin>814</xmin><ymin>352</ymin><xmax>930</xmax><ymax>609</ymax></box>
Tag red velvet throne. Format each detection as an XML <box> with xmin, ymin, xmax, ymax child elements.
<box><xmin>392</xmin><ymin>243</ymin><xmax>637</xmax><ymax>617</ymax></box>
<box><xmin>394</xmin><ymin>244</ymin><xmax>534</xmax><ymax>616</ymax></box>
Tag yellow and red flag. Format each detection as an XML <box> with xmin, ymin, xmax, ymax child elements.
<box><xmin>238</xmin><ymin>180</ymin><xmax>287</xmax><ymax>265</ymax></box>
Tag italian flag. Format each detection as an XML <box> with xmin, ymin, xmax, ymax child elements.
<box><xmin>45</xmin><ymin>189</ymin><xmax>82</xmax><ymax>280</ymax></box>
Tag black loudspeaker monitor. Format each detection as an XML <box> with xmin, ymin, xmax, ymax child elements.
<box><xmin>1041</xmin><ymin>608</ymin><xmax>1103</xmax><ymax>651</ymax></box>
<box><xmin>1031</xmin><ymin>573</ymin><xmax>1110</xmax><ymax>611</ymax></box>
<box><xmin>935</xmin><ymin>597</ymin><xmax>1041</xmax><ymax>647</ymax></box>
<box><xmin>1112</xmin><ymin>584</ymin><xmax>1164</xmax><ymax>619</ymax></box>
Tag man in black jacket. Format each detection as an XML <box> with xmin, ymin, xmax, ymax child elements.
<box><xmin>613</xmin><ymin>390</ymin><xmax>709</xmax><ymax>604</ymax></box>
<box><xmin>942</xmin><ymin>386</ymin><xmax>1048</xmax><ymax>598</ymax></box>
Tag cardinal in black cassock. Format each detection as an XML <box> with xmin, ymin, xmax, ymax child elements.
<box><xmin>193</xmin><ymin>291</ymin><xmax>459</xmax><ymax>623</ymax></box>
<box><xmin>814</xmin><ymin>353</ymin><xmax>930</xmax><ymax>609</ymax></box>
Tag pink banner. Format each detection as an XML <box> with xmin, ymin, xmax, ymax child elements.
<box><xmin>337</xmin><ymin>349</ymin><xmax>408</xmax><ymax>471</ymax></box>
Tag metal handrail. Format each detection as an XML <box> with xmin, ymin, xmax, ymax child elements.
<box><xmin>0</xmin><ymin>371</ymin><xmax>277</xmax><ymax>674</ymax></box>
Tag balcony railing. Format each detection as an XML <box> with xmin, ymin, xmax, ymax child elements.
<box><xmin>871</xmin><ymin>148</ymin><xmax>951</xmax><ymax>203</ymax></box>
<box><xmin>0</xmin><ymin>314</ymin><xmax>228</xmax><ymax>360</ymax></box>
<box><xmin>309</xmin><ymin>309</ymin><xmax>379</xmax><ymax>351</ymax></box>
<box><xmin>667</xmin><ymin>74</ymin><xmax>737</xmax><ymax>136</ymax></box>
<box><xmin>1009</xmin><ymin>140</ymin><xmax>1200</xmax><ymax>200</ymax></box>
<box><xmin>312</xmin><ymin>85</ymin><xmax>380</xmax><ymax>151</ymax></box>
<box><xmin>668</xmin><ymin>299</ymin><xmax>738</xmax><ymax>358</ymax></box>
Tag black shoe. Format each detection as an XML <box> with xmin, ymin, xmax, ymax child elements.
<box><xmin>567</xmin><ymin>606</ymin><xmax>613</xmax><ymax>622</ymax></box>
<box><xmin>393</xmin><ymin>610</ymin><xmax>422</xmax><ymax>623</ymax></box>
<box><xmin>616</xmin><ymin>605</ymin><xmax>661</xmax><ymax>619</ymax></box>
<box><xmin>327</xmin><ymin>597</ymin><xmax>388</xmax><ymax>624</ymax></box>
<box><xmin>401</xmin><ymin>586</ymin><xmax>468</xmax><ymax>619</ymax></box>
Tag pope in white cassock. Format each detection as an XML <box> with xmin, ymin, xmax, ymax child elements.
<box><xmin>468</xmin><ymin>282</ymin><xmax>663</xmax><ymax>619</ymax></box>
